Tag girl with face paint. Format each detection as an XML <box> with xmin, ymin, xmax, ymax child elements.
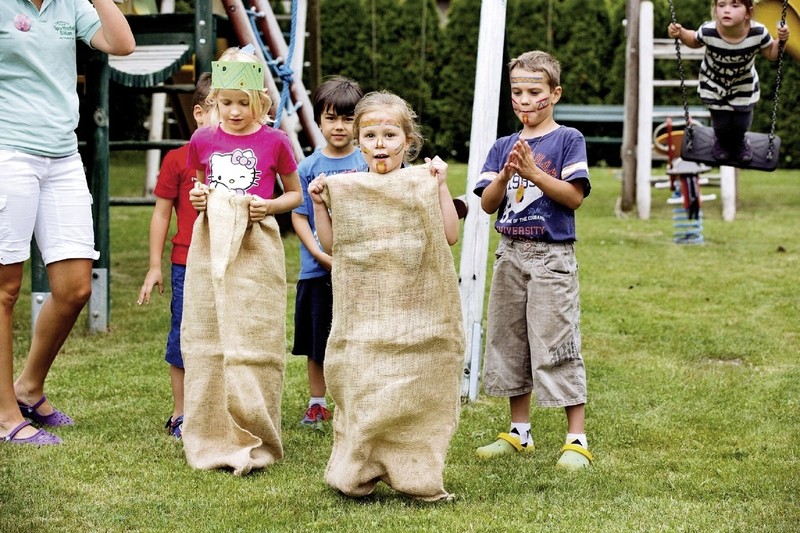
<box><xmin>307</xmin><ymin>91</ymin><xmax>460</xmax><ymax>250</ymax></box>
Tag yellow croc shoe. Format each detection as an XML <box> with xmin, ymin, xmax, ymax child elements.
<box><xmin>476</xmin><ymin>432</ymin><xmax>535</xmax><ymax>458</ymax></box>
<box><xmin>555</xmin><ymin>443</ymin><xmax>593</xmax><ymax>470</ymax></box>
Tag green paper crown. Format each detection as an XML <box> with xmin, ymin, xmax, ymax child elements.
<box><xmin>211</xmin><ymin>61</ymin><xmax>264</xmax><ymax>90</ymax></box>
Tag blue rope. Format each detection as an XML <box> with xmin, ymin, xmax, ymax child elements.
<box><xmin>246</xmin><ymin>2</ymin><xmax>298</xmax><ymax>129</ymax></box>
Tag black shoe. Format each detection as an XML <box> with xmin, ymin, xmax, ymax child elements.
<box><xmin>711</xmin><ymin>139</ymin><xmax>729</xmax><ymax>161</ymax></box>
<box><xmin>736</xmin><ymin>139</ymin><xmax>753</xmax><ymax>163</ymax></box>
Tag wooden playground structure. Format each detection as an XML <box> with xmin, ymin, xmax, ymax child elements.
<box><xmin>29</xmin><ymin>0</ymin><xmax>500</xmax><ymax>402</ymax></box>
<box><xmin>33</xmin><ymin>0</ymin><xmax>324</xmax><ymax>333</ymax></box>
<box><xmin>622</xmin><ymin>0</ymin><xmax>796</xmax><ymax>221</ymax></box>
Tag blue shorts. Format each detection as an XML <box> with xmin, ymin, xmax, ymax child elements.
<box><xmin>165</xmin><ymin>264</ymin><xmax>186</xmax><ymax>369</ymax></box>
<box><xmin>292</xmin><ymin>274</ymin><xmax>333</xmax><ymax>365</ymax></box>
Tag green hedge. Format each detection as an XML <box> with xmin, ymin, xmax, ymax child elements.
<box><xmin>315</xmin><ymin>0</ymin><xmax>798</xmax><ymax>167</ymax></box>
<box><xmin>111</xmin><ymin>1</ymin><xmax>797</xmax><ymax>167</ymax></box>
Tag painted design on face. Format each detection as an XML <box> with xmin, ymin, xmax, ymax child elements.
<box><xmin>536</xmin><ymin>97</ymin><xmax>550</xmax><ymax>110</ymax></box>
<box><xmin>14</xmin><ymin>14</ymin><xmax>31</xmax><ymax>32</ymax></box>
<box><xmin>360</xmin><ymin>119</ymin><xmax>402</xmax><ymax>128</ymax></box>
<box><xmin>510</xmin><ymin>76</ymin><xmax>544</xmax><ymax>84</ymax></box>
<box><xmin>376</xmin><ymin>160</ymin><xmax>388</xmax><ymax>173</ymax></box>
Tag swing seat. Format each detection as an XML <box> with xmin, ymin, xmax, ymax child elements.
<box><xmin>680</xmin><ymin>124</ymin><xmax>781</xmax><ymax>171</ymax></box>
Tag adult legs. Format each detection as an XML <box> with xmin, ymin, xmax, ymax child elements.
<box><xmin>14</xmin><ymin>258</ymin><xmax>92</xmax><ymax>415</ymax></box>
<box><xmin>0</xmin><ymin>263</ymin><xmax>38</xmax><ymax>439</ymax></box>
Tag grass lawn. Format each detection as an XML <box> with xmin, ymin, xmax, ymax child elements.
<box><xmin>1</xmin><ymin>153</ymin><xmax>798</xmax><ymax>532</ymax></box>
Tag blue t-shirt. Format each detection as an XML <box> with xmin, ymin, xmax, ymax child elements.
<box><xmin>0</xmin><ymin>0</ymin><xmax>101</xmax><ymax>156</ymax></box>
<box><xmin>294</xmin><ymin>148</ymin><xmax>368</xmax><ymax>279</ymax></box>
<box><xmin>474</xmin><ymin>126</ymin><xmax>590</xmax><ymax>242</ymax></box>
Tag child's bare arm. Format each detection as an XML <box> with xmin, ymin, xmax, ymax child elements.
<box><xmin>426</xmin><ymin>157</ymin><xmax>459</xmax><ymax>246</ymax></box>
<box><xmin>308</xmin><ymin>174</ymin><xmax>333</xmax><ymax>254</ymax></box>
<box><xmin>479</xmin><ymin>161</ymin><xmax>515</xmax><ymax>215</ymax></box>
<box><xmin>253</xmin><ymin>171</ymin><xmax>303</xmax><ymax>220</ymax></box>
<box><xmin>190</xmin><ymin>171</ymin><xmax>208</xmax><ymax>212</ymax></box>
<box><xmin>764</xmin><ymin>25</ymin><xmax>790</xmax><ymax>60</ymax></box>
<box><xmin>668</xmin><ymin>22</ymin><xmax>701</xmax><ymax>48</ymax></box>
<box><xmin>137</xmin><ymin>197</ymin><xmax>173</xmax><ymax>305</ymax></box>
<box><xmin>291</xmin><ymin>212</ymin><xmax>332</xmax><ymax>271</ymax></box>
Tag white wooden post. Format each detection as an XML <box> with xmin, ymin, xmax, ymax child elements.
<box><xmin>290</xmin><ymin>0</ymin><xmax>307</xmax><ymax>85</ymax></box>
<box><xmin>143</xmin><ymin>0</ymin><xmax>175</xmax><ymax>196</ymax></box>
<box><xmin>720</xmin><ymin>165</ymin><xmax>737</xmax><ymax>221</ymax></box>
<box><xmin>144</xmin><ymin>92</ymin><xmax>167</xmax><ymax>196</ymax></box>
<box><xmin>636</xmin><ymin>1</ymin><xmax>654</xmax><ymax>219</ymax></box>
<box><xmin>459</xmin><ymin>0</ymin><xmax>507</xmax><ymax>401</ymax></box>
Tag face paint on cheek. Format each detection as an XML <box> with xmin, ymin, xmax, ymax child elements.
<box><xmin>536</xmin><ymin>97</ymin><xmax>550</xmax><ymax>111</ymax></box>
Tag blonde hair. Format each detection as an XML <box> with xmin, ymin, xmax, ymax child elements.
<box><xmin>508</xmin><ymin>50</ymin><xmax>561</xmax><ymax>89</ymax></box>
<box><xmin>206</xmin><ymin>47</ymin><xmax>273</xmax><ymax>125</ymax></box>
<box><xmin>353</xmin><ymin>91</ymin><xmax>423</xmax><ymax>162</ymax></box>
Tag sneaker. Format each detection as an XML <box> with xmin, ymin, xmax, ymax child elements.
<box><xmin>475</xmin><ymin>432</ymin><xmax>535</xmax><ymax>458</ymax></box>
<box><xmin>711</xmin><ymin>139</ymin><xmax>729</xmax><ymax>161</ymax></box>
<box><xmin>300</xmin><ymin>404</ymin><xmax>331</xmax><ymax>429</ymax></box>
<box><xmin>165</xmin><ymin>415</ymin><xmax>183</xmax><ymax>439</ymax></box>
<box><xmin>736</xmin><ymin>138</ymin><xmax>753</xmax><ymax>163</ymax></box>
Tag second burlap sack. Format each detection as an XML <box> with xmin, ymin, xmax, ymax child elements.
<box><xmin>321</xmin><ymin>164</ymin><xmax>465</xmax><ymax>500</ymax></box>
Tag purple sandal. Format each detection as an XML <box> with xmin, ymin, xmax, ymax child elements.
<box><xmin>1</xmin><ymin>420</ymin><xmax>62</xmax><ymax>446</ymax></box>
<box><xmin>18</xmin><ymin>395</ymin><xmax>74</xmax><ymax>427</ymax></box>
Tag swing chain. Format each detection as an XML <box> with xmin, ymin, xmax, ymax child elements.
<box><xmin>767</xmin><ymin>0</ymin><xmax>789</xmax><ymax>161</ymax></box>
<box><xmin>668</xmin><ymin>0</ymin><xmax>694</xmax><ymax>150</ymax></box>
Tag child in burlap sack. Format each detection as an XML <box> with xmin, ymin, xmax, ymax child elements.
<box><xmin>308</xmin><ymin>91</ymin><xmax>463</xmax><ymax>500</ymax></box>
<box><xmin>182</xmin><ymin>46</ymin><xmax>302</xmax><ymax>475</ymax></box>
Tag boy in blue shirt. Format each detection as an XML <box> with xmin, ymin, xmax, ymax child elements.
<box><xmin>473</xmin><ymin>51</ymin><xmax>593</xmax><ymax>469</ymax></box>
<box><xmin>292</xmin><ymin>76</ymin><xmax>366</xmax><ymax>428</ymax></box>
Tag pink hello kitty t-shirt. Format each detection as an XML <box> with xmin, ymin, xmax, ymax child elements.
<box><xmin>187</xmin><ymin>123</ymin><xmax>297</xmax><ymax>199</ymax></box>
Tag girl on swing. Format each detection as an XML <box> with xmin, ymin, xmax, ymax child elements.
<box><xmin>668</xmin><ymin>0</ymin><xmax>789</xmax><ymax>163</ymax></box>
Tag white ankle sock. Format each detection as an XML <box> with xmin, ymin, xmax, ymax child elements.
<box><xmin>510</xmin><ymin>422</ymin><xmax>532</xmax><ymax>447</ymax></box>
<box><xmin>310</xmin><ymin>397</ymin><xmax>327</xmax><ymax>408</ymax></box>
<box><xmin>566</xmin><ymin>433</ymin><xmax>587</xmax><ymax>449</ymax></box>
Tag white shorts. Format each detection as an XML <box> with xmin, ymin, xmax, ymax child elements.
<box><xmin>0</xmin><ymin>149</ymin><xmax>100</xmax><ymax>266</ymax></box>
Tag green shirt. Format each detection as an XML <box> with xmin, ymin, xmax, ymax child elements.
<box><xmin>0</xmin><ymin>0</ymin><xmax>101</xmax><ymax>157</ymax></box>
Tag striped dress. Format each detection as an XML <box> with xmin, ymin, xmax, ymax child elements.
<box><xmin>695</xmin><ymin>21</ymin><xmax>773</xmax><ymax>111</ymax></box>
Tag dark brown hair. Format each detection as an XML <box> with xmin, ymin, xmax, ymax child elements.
<box><xmin>312</xmin><ymin>76</ymin><xmax>364</xmax><ymax>123</ymax></box>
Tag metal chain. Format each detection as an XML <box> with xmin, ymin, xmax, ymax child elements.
<box><xmin>767</xmin><ymin>0</ymin><xmax>788</xmax><ymax>161</ymax></box>
<box><xmin>668</xmin><ymin>0</ymin><xmax>693</xmax><ymax>150</ymax></box>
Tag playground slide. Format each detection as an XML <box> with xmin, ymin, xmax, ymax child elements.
<box><xmin>755</xmin><ymin>0</ymin><xmax>800</xmax><ymax>60</ymax></box>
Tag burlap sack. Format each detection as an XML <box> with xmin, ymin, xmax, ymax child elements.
<box><xmin>181</xmin><ymin>190</ymin><xmax>286</xmax><ymax>476</ymax></box>
<box><xmin>321</xmin><ymin>165</ymin><xmax>465</xmax><ymax>500</ymax></box>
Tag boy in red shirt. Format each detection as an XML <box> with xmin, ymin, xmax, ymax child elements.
<box><xmin>137</xmin><ymin>73</ymin><xmax>212</xmax><ymax>438</ymax></box>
